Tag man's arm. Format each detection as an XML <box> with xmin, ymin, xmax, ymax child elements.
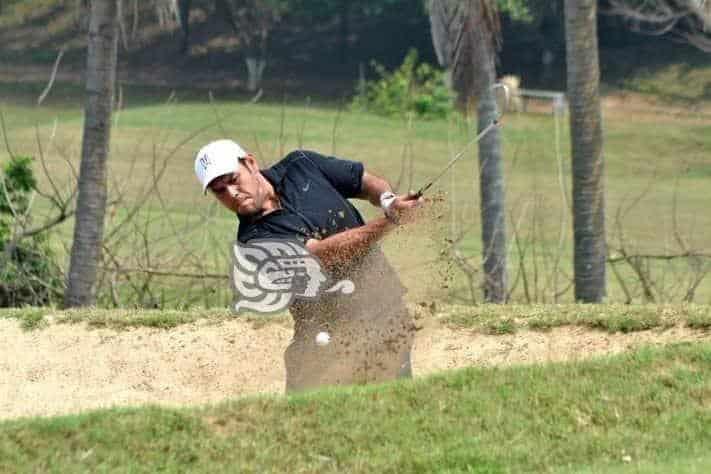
<box><xmin>358</xmin><ymin>170</ymin><xmax>423</xmax><ymax>220</ymax></box>
<box><xmin>307</xmin><ymin>168</ymin><xmax>423</xmax><ymax>268</ymax></box>
<box><xmin>305</xmin><ymin>217</ymin><xmax>394</xmax><ymax>268</ymax></box>
<box><xmin>357</xmin><ymin>171</ymin><xmax>393</xmax><ymax>207</ymax></box>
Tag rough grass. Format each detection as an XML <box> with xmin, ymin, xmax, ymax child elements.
<box><xmin>0</xmin><ymin>307</ymin><xmax>291</xmax><ymax>331</ymax></box>
<box><xmin>0</xmin><ymin>307</ymin><xmax>48</xmax><ymax>330</ymax></box>
<box><xmin>3</xmin><ymin>304</ymin><xmax>710</xmax><ymax>335</ymax></box>
<box><xmin>440</xmin><ymin>304</ymin><xmax>711</xmax><ymax>334</ymax></box>
<box><xmin>1</xmin><ymin>342</ymin><xmax>710</xmax><ymax>473</ymax></box>
<box><xmin>623</xmin><ymin>61</ymin><xmax>711</xmax><ymax>104</ymax></box>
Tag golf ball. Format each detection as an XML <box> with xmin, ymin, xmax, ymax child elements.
<box><xmin>315</xmin><ymin>331</ymin><xmax>331</xmax><ymax>346</ymax></box>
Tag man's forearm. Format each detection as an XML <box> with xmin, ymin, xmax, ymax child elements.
<box><xmin>306</xmin><ymin>217</ymin><xmax>394</xmax><ymax>268</ymax></box>
<box><xmin>359</xmin><ymin>171</ymin><xmax>392</xmax><ymax>207</ymax></box>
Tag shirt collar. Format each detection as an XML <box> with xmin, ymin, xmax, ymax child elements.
<box><xmin>260</xmin><ymin>162</ymin><xmax>288</xmax><ymax>192</ymax></box>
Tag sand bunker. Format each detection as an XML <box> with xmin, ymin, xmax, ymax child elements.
<box><xmin>1</xmin><ymin>318</ymin><xmax>709</xmax><ymax>420</ymax></box>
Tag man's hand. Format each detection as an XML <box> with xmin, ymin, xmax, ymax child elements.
<box><xmin>360</xmin><ymin>172</ymin><xmax>425</xmax><ymax>224</ymax></box>
<box><xmin>383</xmin><ymin>192</ymin><xmax>424</xmax><ymax>225</ymax></box>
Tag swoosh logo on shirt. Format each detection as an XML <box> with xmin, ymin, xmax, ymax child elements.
<box><xmin>302</xmin><ymin>181</ymin><xmax>310</xmax><ymax>192</ymax></box>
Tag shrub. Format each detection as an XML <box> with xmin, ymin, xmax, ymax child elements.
<box><xmin>352</xmin><ymin>49</ymin><xmax>453</xmax><ymax>120</ymax></box>
<box><xmin>0</xmin><ymin>156</ymin><xmax>63</xmax><ymax>307</ymax></box>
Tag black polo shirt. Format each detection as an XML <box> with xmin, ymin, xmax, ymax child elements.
<box><xmin>237</xmin><ymin>150</ymin><xmax>366</xmax><ymax>244</ymax></box>
<box><xmin>236</xmin><ymin>150</ymin><xmax>407</xmax><ymax>326</ymax></box>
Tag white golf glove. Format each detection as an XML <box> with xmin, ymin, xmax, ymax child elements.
<box><xmin>380</xmin><ymin>191</ymin><xmax>398</xmax><ymax>223</ymax></box>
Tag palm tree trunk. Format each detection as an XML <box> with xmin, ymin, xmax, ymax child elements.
<box><xmin>564</xmin><ymin>0</ymin><xmax>607</xmax><ymax>302</ymax></box>
<box><xmin>476</xmin><ymin>72</ymin><xmax>507</xmax><ymax>303</ymax></box>
<box><xmin>473</xmin><ymin>10</ymin><xmax>506</xmax><ymax>303</ymax></box>
<box><xmin>179</xmin><ymin>0</ymin><xmax>192</xmax><ymax>54</ymax></box>
<box><xmin>338</xmin><ymin>0</ymin><xmax>352</xmax><ymax>64</ymax></box>
<box><xmin>64</xmin><ymin>0</ymin><xmax>118</xmax><ymax>307</ymax></box>
<box><xmin>427</xmin><ymin>0</ymin><xmax>507</xmax><ymax>302</ymax></box>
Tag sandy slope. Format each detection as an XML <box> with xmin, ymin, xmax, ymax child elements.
<box><xmin>1</xmin><ymin>318</ymin><xmax>709</xmax><ymax>420</ymax></box>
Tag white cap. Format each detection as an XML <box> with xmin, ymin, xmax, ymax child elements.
<box><xmin>194</xmin><ymin>139</ymin><xmax>247</xmax><ymax>194</ymax></box>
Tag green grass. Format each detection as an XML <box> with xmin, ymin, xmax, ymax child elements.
<box><xmin>3</xmin><ymin>304</ymin><xmax>710</xmax><ymax>336</ymax></box>
<box><xmin>1</xmin><ymin>342</ymin><xmax>710</xmax><ymax>473</ymax></box>
<box><xmin>0</xmin><ymin>307</ymin><xmax>49</xmax><ymax>330</ymax></box>
<box><xmin>482</xmin><ymin>317</ymin><xmax>517</xmax><ymax>335</ymax></box>
<box><xmin>1</xmin><ymin>77</ymin><xmax>711</xmax><ymax>306</ymax></box>
<box><xmin>686</xmin><ymin>312</ymin><xmax>711</xmax><ymax>331</ymax></box>
<box><xmin>0</xmin><ymin>306</ymin><xmax>291</xmax><ymax>331</ymax></box>
<box><xmin>623</xmin><ymin>62</ymin><xmax>711</xmax><ymax>104</ymax></box>
<box><xmin>441</xmin><ymin>304</ymin><xmax>711</xmax><ymax>334</ymax></box>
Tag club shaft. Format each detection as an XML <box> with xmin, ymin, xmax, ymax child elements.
<box><xmin>415</xmin><ymin>120</ymin><xmax>499</xmax><ymax>197</ymax></box>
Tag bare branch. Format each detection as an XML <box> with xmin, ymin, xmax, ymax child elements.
<box><xmin>108</xmin><ymin>267</ymin><xmax>229</xmax><ymax>280</ymax></box>
<box><xmin>34</xmin><ymin>124</ymin><xmax>64</xmax><ymax>207</ymax></box>
<box><xmin>0</xmin><ymin>106</ymin><xmax>15</xmax><ymax>158</ymax></box>
<box><xmin>608</xmin><ymin>250</ymin><xmax>633</xmax><ymax>304</ymax></box>
<box><xmin>450</xmin><ymin>246</ymin><xmax>478</xmax><ymax>304</ymax></box>
<box><xmin>331</xmin><ymin>101</ymin><xmax>344</xmax><ymax>156</ymax></box>
<box><xmin>278</xmin><ymin>94</ymin><xmax>287</xmax><ymax>158</ymax></box>
<box><xmin>606</xmin><ymin>0</ymin><xmax>711</xmax><ymax>51</ymax></box>
<box><xmin>104</xmin><ymin>119</ymin><xmax>218</xmax><ymax>244</ymax></box>
<box><xmin>208</xmin><ymin>91</ymin><xmax>228</xmax><ymax>137</ymax></box>
<box><xmin>672</xmin><ymin>176</ymin><xmax>689</xmax><ymax>252</ymax></box>
<box><xmin>608</xmin><ymin>250</ymin><xmax>711</xmax><ymax>263</ymax></box>
<box><xmin>37</xmin><ymin>47</ymin><xmax>66</xmax><ymax>106</ymax></box>
<box><xmin>249</xmin><ymin>89</ymin><xmax>263</xmax><ymax>104</ymax></box>
<box><xmin>508</xmin><ymin>203</ymin><xmax>532</xmax><ymax>303</ymax></box>
<box><xmin>296</xmin><ymin>96</ymin><xmax>311</xmax><ymax>149</ymax></box>
<box><xmin>131</xmin><ymin>0</ymin><xmax>139</xmax><ymax>39</ymax></box>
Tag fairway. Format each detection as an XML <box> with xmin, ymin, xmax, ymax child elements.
<box><xmin>2</xmin><ymin>82</ymin><xmax>710</xmax><ymax>306</ymax></box>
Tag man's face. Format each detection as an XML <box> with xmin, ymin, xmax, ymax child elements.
<box><xmin>207</xmin><ymin>155</ymin><xmax>264</xmax><ymax>216</ymax></box>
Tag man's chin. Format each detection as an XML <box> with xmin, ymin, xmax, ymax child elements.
<box><xmin>237</xmin><ymin>206</ymin><xmax>258</xmax><ymax>217</ymax></box>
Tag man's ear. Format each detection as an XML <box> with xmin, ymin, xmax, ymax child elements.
<box><xmin>242</xmin><ymin>154</ymin><xmax>259</xmax><ymax>173</ymax></box>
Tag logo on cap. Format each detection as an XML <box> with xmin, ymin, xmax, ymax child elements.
<box><xmin>199</xmin><ymin>154</ymin><xmax>213</xmax><ymax>171</ymax></box>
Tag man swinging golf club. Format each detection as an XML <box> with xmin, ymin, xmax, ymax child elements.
<box><xmin>195</xmin><ymin>139</ymin><xmax>423</xmax><ymax>391</ymax></box>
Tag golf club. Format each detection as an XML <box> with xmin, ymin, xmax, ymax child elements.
<box><xmin>414</xmin><ymin>82</ymin><xmax>510</xmax><ymax>198</ymax></box>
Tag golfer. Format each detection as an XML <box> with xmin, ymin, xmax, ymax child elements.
<box><xmin>194</xmin><ymin>139</ymin><xmax>422</xmax><ymax>391</ymax></box>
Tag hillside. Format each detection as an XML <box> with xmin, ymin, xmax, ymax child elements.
<box><xmin>1</xmin><ymin>0</ymin><xmax>710</xmax><ymax>102</ymax></box>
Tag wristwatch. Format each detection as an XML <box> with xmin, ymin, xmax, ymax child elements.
<box><xmin>380</xmin><ymin>191</ymin><xmax>398</xmax><ymax>223</ymax></box>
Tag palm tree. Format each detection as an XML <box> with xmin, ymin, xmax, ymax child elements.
<box><xmin>564</xmin><ymin>0</ymin><xmax>606</xmax><ymax>302</ymax></box>
<box><xmin>428</xmin><ymin>0</ymin><xmax>507</xmax><ymax>302</ymax></box>
<box><xmin>607</xmin><ymin>0</ymin><xmax>711</xmax><ymax>51</ymax></box>
<box><xmin>64</xmin><ymin>0</ymin><xmax>119</xmax><ymax>307</ymax></box>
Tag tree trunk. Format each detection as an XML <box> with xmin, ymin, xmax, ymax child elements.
<box><xmin>427</xmin><ymin>0</ymin><xmax>507</xmax><ymax>302</ymax></box>
<box><xmin>179</xmin><ymin>0</ymin><xmax>192</xmax><ymax>54</ymax></box>
<box><xmin>64</xmin><ymin>0</ymin><xmax>118</xmax><ymax>308</ymax></box>
<box><xmin>338</xmin><ymin>0</ymin><xmax>351</xmax><ymax>64</ymax></box>
<box><xmin>245</xmin><ymin>56</ymin><xmax>266</xmax><ymax>92</ymax></box>
<box><xmin>564</xmin><ymin>0</ymin><xmax>606</xmax><ymax>302</ymax></box>
<box><xmin>474</xmin><ymin>18</ymin><xmax>507</xmax><ymax>303</ymax></box>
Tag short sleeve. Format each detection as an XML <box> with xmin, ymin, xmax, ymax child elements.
<box><xmin>300</xmin><ymin>150</ymin><xmax>364</xmax><ymax>199</ymax></box>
